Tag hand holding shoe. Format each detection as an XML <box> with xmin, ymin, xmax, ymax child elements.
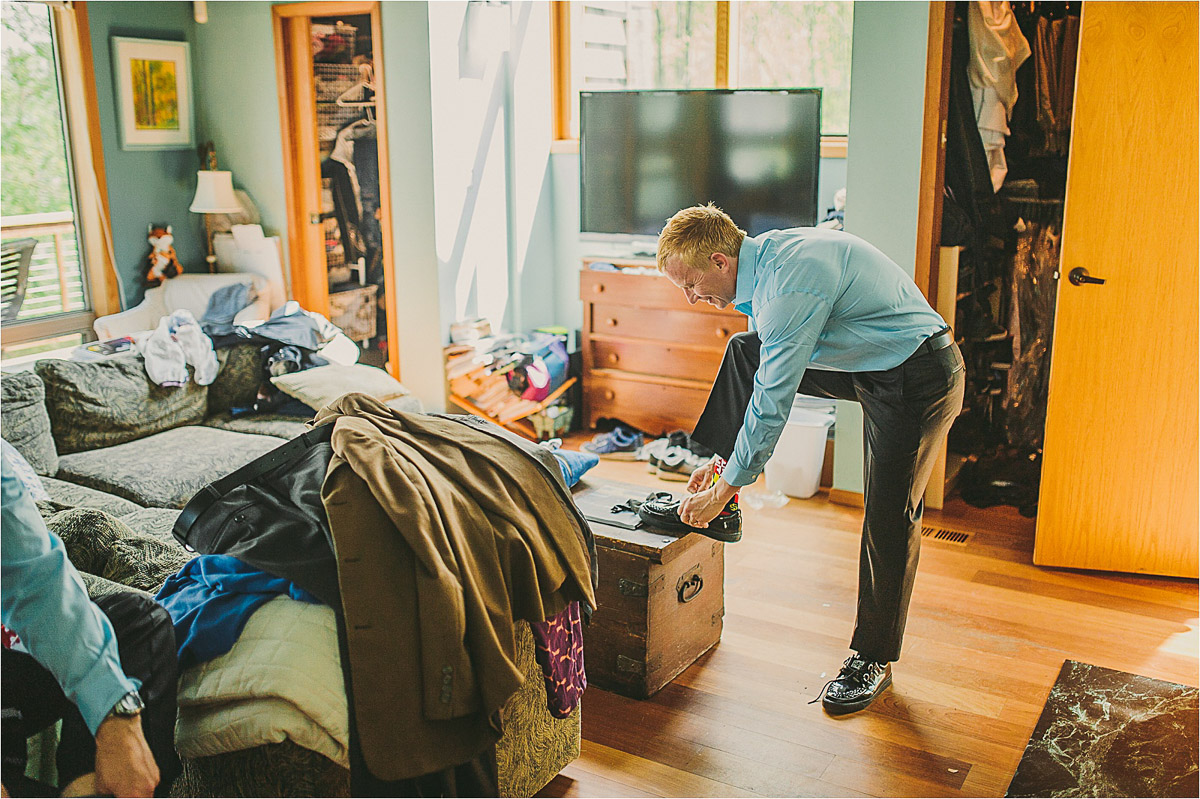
<box><xmin>679</xmin><ymin>477</ymin><xmax>737</xmax><ymax>527</ymax></box>
<box><xmin>687</xmin><ymin>456</ymin><xmax>718</xmax><ymax>494</ymax></box>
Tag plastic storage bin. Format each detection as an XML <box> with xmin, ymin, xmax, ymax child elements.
<box><xmin>765</xmin><ymin>405</ymin><xmax>835</xmax><ymax>499</ymax></box>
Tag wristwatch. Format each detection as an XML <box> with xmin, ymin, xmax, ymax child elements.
<box><xmin>107</xmin><ymin>689</ymin><xmax>144</xmax><ymax>719</ymax></box>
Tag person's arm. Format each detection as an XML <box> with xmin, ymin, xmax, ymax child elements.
<box><xmin>1</xmin><ymin>459</ymin><xmax>159</xmax><ymax>797</ymax></box>
<box><xmin>680</xmin><ymin>292</ymin><xmax>830</xmax><ymax>526</ymax></box>
<box><xmin>723</xmin><ymin>290</ymin><xmax>830</xmax><ymax>487</ymax></box>
<box><xmin>0</xmin><ymin>463</ymin><xmax>137</xmax><ymax>733</ymax></box>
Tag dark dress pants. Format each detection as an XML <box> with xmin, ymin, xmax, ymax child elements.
<box><xmin>691</xmin><ymin>331</ymin><xmax>966</xmax><ymax>662</ymax></box>
<box><xmin>1</xmin><ymin>591</ymin><xmax>181</xmax><ymax>797</ymax></box>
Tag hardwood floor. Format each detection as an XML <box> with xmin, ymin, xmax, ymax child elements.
<box><xmin>538</xmin><ymin>452</ymin><xmax>1199</xmax><ymax>798</ymax></box>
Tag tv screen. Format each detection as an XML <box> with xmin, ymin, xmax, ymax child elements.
<box><xmin>580</xmin><ymin>89</ymin><xmax>822</xmax><ymax>240</ymax></box>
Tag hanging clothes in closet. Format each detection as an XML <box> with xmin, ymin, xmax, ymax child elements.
<box><xmin>942</xmin><ymin>0</ymin><xmax>1081</xmax><ymax>517</ymax></box>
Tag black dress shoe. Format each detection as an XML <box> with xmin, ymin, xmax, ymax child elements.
<box><xmin>818</xmin><ymin>654</ymin><xmax>892</xmax><ymax>715</ymax></box>
<box><xmin>635</xmin><ymin>493</ymin><xmax>742</xmax><ymax>542</ymax></box>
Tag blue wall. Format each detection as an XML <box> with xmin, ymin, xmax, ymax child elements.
<box><xmin>189</xmin><ymin>2</ymin><xmax>286</xmax><ymax>249</ymax></box>
<box><xmin>86</xmin><ymin>1</ymin><xmax>200</xmax><ymax>305</ymax></box>
<box><xmin>832</xmin><ymin>1</ymin><xmax>931</xmax><ymax>495</ymax></box>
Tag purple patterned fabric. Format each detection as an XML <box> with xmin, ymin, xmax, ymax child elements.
<box><xmin>530</xmin><ymin>602</ymin><xmax>585</xmax><ymax>718</ymax></box>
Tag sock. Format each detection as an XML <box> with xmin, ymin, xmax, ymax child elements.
<box><xmin>711</xmin><ymin>457</ymin><xmax>738</xmax><ymax>510</ymax></box>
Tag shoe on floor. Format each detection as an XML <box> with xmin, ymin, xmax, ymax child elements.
<box><xmin>639</xmin><ymin>431</ymin><xmax>688</xmax><ymax>473</ymax></box>
<box><xmin>582</xmin><ymin>425</ymin><xmax>644</xmax><ymax>459</ymax></box>
<box><xmin>656</xmin><ymin>445</ymin><xmax>710</xmax><ymax>482</ymax></box>
<box><xmin>635</xmin><ymin>492</ymin><xmax>742</xmax><ymax>542</ymax></box>
<box><xmin>818</xmin><ymin>654</ymin><xmax>892</xmax><ymax>715</ymax></box>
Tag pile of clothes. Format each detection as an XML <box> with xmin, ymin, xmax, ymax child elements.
<box><xmin>155</xmin><ymin>396</ymin><xmax>599</xmax><ymax>792</ymax></box>
<box><xmin>137</xmin><ymin>282</ymin><xmax>347</xmax><ymax>418</ymax></box>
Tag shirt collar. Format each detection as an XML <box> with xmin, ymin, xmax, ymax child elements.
<box><xmin>733</xmin><ymin>235</ymin><xmax>759</xmax><ymax>312</ymax></box>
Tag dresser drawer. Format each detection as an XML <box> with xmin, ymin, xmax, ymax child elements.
<box><xmin>589</xmin><ymin>339</ymin><xmax>726</xmax><ymax>384</ymax></box>
<box><xmin>582</xmin><ymin>269</ymin><xmax>682</xmax><ymax>310</ymax></box>
<box><xmin>585</xmin><ymin>373</ymin><xmax>712</xmax><ymax>436</ymax></box>
<box><xmin>590</xmin><ymin>303</ymin><xmax>744</xmax><ymax>346</ymax></box>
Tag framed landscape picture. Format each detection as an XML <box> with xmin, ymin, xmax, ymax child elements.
<box><xmin>111</xmin><ymin>36</ymin><xmax>194</xmax><ymax>150</ymax></box>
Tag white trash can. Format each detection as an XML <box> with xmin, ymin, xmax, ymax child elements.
<box><xmin>764</xmin><ymin>408</ymin><xmax>835</xmax><ymax>499</ymax></box>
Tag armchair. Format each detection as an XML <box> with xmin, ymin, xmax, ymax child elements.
<box><xmin>1</xmin><ymin>237</ymin><xmax>37</xmax><ymax>323</ymax></box>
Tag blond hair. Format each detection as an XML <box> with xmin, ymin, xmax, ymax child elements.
<box><xmin>656</xmin><ymin>204</ymin><xmax>746</xmax><ymax>272</ymax></box>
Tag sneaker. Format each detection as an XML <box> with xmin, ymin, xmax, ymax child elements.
<box><xmin>639</xmin><ymin>431</ymin><xmax>688</xmax><ymax>474</ymax></box>
<box><xmin>635</xmin><ymin>492</ymin><xmax>742</xmax><ymax>542</ymax></box>
<box><xmin>814</xmin><ymin>654</ymin><xmax>892</xmax><ymax>715</ymax></box>
<box><xmin>582</xmin><ymin>425</ymin><xmax>644</xmax><ymax>460</ymax></box>
<box><xmin>656</xmin><ymin>445</ymin><xmax>710</xmax><ymax>482</ymax></box>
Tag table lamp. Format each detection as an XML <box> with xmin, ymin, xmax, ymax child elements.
<box><xmin>190</xmin><ymin>144</ymin><xmax>242</xmax><ymax>272</ymax></box>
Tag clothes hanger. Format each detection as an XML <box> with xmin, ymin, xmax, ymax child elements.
<box><xmin>336</xmin><ymin>64</ymin><xmax>375</xmax><ymax>108</ymax></box>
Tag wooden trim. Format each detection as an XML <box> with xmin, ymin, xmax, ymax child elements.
<box><xmin>828</xmin><ymin>488</ymin><xmax>864</xmax><ymax>509</ymax></box>
<box><xmin>913</xmin><ymin>1</ymin><xmax>954</xmax><ymax>301</ymax></box>
<box><xmin>72</xmin><ymin>2</ymin><xmax>120</xmax><ymax>316</ymax></box>
<box><xmin>273</xmin><ymin>1</ymin><xmax>377</xmax><ymax>18</ymax></box>
<box><xmin>273</xmin><ymin>10</ymin><xmax>325</xmax><ymax>318</ymax></box>
<box><xmin>0</xmin><ymin>311</ymin><xmax>96</xmax><ymax>347</ymax></box>
<box><xmin>551</xmin><ymin>1</ymin><xmax>571</xmax><ymax>142</ymax></box>
<box><xmin>715</xmin><ymin>1</ymin><xmax>730</xmax><ymax>89</ymax></box>
<box><xmin>820</xmin><ymin>136</ymin><xmax>848</xmax><ymax>159</ymax></box>
<box><xmin>369</xmin><ymin>2</ymin><xmax>401</xmax><ymax>381</ymax></box>
<box><xmin>272</xmin><ymin>10</ymin><xmax>299</xmax><ymax>306</ymax></box>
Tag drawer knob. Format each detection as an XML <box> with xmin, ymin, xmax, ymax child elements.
<box><xmin>606</xmin><ymin>318</ymin><xmax>618</xmax><ymax>327</ymax></box>
<box><xmin>717</xmin><ymin>327</ymin><xmax>730</xmax><ymax>338</ymax></box>
<box><xmin>607</xmin><ymin>353</ymin><xmax>619</xmax><ymax>364</ymax></box>
<box><xmin>604</xmin><ymin>390</ymin><xmax>615</xmax><ymax>400</ymax></box>
<box><xmin>593</xmin><ymin>284</ymin><xmax>605</xmax><ymax>293</ymax></box>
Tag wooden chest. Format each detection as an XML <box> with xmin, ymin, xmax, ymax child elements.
<box><xmin>580</xmin><ymin>263</ymin><xmax>748</xmax><ymax>436</ymax></box>
<box><xmin>574</xmin><ymin>479</ymin><xmax>725</xmax><ymax>699</ymax></box>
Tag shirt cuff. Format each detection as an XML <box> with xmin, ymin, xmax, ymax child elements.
<box><xmin>75</xmin><ymin>657</ymin><xmax>141</xmax><ymax>735</ymax></box>
<box><xmin>722</xmin><ymin>462</ymin><xmax>757</xmax><ymax>488</ymax></box>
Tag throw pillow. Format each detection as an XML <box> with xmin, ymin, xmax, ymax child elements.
<box><xmin>1</xmin><ymin>438</ymin><xmax>51</xmax><ymax>502</ymax></box>
<box><xmin>271</xmin><ymin>364</ymin><xmax>411</xmax><ymax>412</ymax></box>
<box><xmin>35</xmin><ymin>355</ymin><xmax>207</xmax><ymax>455</ymax></box>
<box><xmin>0</xmin><ymin>369</ymin><xmax>59</xmax><ymax>476</ymax></box>
<box><xmin>208</xmin><ymin>344</ymin><xmax>268</xmax><ymax>415</ymax></box>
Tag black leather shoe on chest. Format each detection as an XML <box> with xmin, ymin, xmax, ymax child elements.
<box><xmin>636</xmin><ymin>493</ymin><xmax>742</xmax><ymax>543</ymax></box>
<box><xmin>820</xmin><ymin>655</ymin><xmax>892</xmax><ymax>715</ymax></box>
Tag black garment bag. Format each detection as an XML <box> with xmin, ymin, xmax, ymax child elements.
<box><xmin>173</xmin><ymin>423</ymin><xmax>341</xmax><ymax>607</ymax></box>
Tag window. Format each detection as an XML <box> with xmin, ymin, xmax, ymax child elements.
<box><xmin>554</xmin><ymin>1</ymin><xmax>853</xmax><ymax>146</ymax></box>
<box><xmin>1</xmin><ymin>1</ymin><xmax>115</xmax><ymax>354</ymax></box>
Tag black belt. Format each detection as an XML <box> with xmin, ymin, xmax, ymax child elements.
<box><xmin>917</xmin><ymin>326</ymin><xmax>954</xmax><ymax>357</ymax></box>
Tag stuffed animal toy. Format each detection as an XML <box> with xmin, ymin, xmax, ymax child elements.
<box><xmin>145</xmin><ymin>224</ymin><xmax>183</xmax><ymax>287</ymax></box>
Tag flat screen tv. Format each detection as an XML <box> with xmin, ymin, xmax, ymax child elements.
<box><xmin>580</xmin><ymin>89</ymin><xmax>822</xmax><ymax>245</ymax></box>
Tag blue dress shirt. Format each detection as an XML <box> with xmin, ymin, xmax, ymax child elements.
<box><xmin>723</xmin><ymin>228</ymin><xmax>947</xmax><ymax>487</ymax></box>
<box><xmin>1</xmin><ymin>453</ymin><xmax>139</xmax><ymax>734</ymax></box>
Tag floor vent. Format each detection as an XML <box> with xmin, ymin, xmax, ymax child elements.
<box><xmin>921</xmin><ymin>525</ymin><xmax>973</xmax><ymax>545</ymax></box>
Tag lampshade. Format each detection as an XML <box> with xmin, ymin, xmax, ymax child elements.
<box><xmin>190</xmin><ymin>170</ymin><xmax>242</xmax><ymax>213</ymax></box>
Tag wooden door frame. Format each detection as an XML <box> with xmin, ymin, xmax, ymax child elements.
<box><xmin>272</xmin><ymin>1</ymin><xmax>401</xmax><ymax>380</ymax></box>
<box><xmin>914</xmin><ymin>2</ymin><xmax>955</xmax><ymax>303</ymax></box>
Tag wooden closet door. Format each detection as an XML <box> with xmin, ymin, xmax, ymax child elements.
<box><xmin>1035</xmin><ymin>2</ymin><xmax>1197</xmax><ymax>577</ymax></box>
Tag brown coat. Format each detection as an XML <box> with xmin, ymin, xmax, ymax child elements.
<box><xmin>314</xmin><ymin>394</ymin><xmax>596</xmax><ymax>780</ymax></box>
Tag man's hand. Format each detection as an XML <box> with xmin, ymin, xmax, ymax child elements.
<box><xmin>686</xmin><ymin>456</ymin><xmax>718</xmax><ymax>495</ymax></box>
<box><xmin>679</xmin><ymin>477</ymin><xmax>738</xmax><ymax>528</ymax></box>
<box><xmin>93</xmin><ymin>714</ymin><xmax>159</xmax><ymax>798</ymax></box>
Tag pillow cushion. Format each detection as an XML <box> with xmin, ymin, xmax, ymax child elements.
<box><xmin>35</xmin><ymin>355</ymin><xmax>207</xmax><ymax>455</ymax></box>
<box><xmin>1</xmin><ymin>439</ymin><xmax>51</xmax><ymax>502</ymax></box>
<box><xmin>0</xmin><ymin>369</ymin><xmax>59</xmax><ymax>475</ymax></box>
<box><xmin>208</xmin><ymin>344</ymin><xmax>267</xmax><ymax>415</ymax></box>
<box><xmin>271</xmin><ymin>365</ymin><xmax>412</xmax><ymax>412</ymax></box>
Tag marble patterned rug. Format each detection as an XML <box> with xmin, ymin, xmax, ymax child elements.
<box><xmin>1006</xmin><ymin>660</ymin><xmax>1198</xmax><ymax>797</ymax></box>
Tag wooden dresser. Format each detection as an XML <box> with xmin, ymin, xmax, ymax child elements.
<box><xmin>580</xmin><ymin>259</ymin><xmax>748</xmax><ymax>436</ymax></box>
